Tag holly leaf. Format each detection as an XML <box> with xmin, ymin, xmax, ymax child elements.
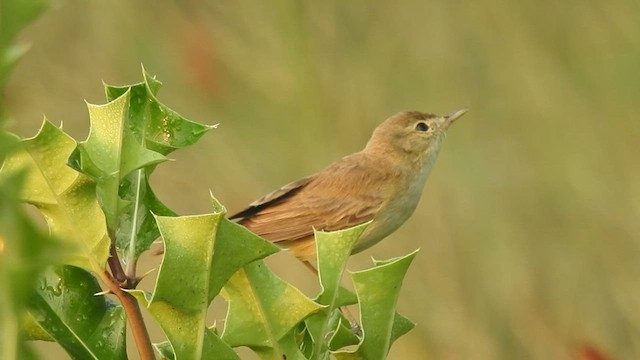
<box><xmin>304</xmin><ymin>223</ymin><xmax>368</xmax><ymax>358</ymax></box>
<box><xmin>104</xmin><ymin>66</ymin><xmax>214</xmax><ymax>156</ymax></box>
<box><xmin>68</xmin><ymin>89</ymin><xmax>167</xmax><ymax>259</ymax></box>
<box><xmin>128</xmin><ymin>197</ymin><xmax>272</xmax><ymax>360</ymax></box>
<box><xmin>29</xmin><ymin>265</ymin><xmax>126</xmax><ymax>360</ymax></box>
<box><xmin>221</xmin><ymin>260</ymin><xmax>323</xmax><ymax>358</ymax></box>
<box><xmin>68</xmin><ymin>66</ymin><xmax>216</xmax><ymax>260</ymax></box>
<box><xmin>130</xmin><ymin>213</ymin><xmax>225</xmax><ymax>359</ymax></box>
<box><xmin>208</xmin><ymin>218</ymin><xmax>280</xmax><ymax>301</ymax></box>
<box><xmin>328</xmin><ymin>317</ymin><xmax>360</xmax><ymax>350</ymax></box>
<box><xmin>0</xmin><ymin>119</ymin><xmax>110</xmax><ymax>273</ymax></box>
<box><xmin>333</xmin><ymin>251</ymin><xmax>418</xmax><ymax>360</ymax></box>
<box><xmin>315</xmin><ymin>224</ymin><xmax>368</xmax><ymax>306</ymax></box>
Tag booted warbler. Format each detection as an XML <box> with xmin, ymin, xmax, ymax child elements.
<box><xmin>230</xmin><ymin>109</ymin><xmax>466</xmax><ymax>268</ymax></box>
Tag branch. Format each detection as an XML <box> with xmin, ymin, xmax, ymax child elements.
<box><xmin>105</xmin><ymin>231</ymin><xmax>151</xmax><ymax>358</ymax></box>
<box><xmin>100</xmin><ymin>271</ymin><xmax>154</xmax><ymax>360</ymax></box>
<box><xmin>108</xmin><ymin>240</ymin><xmax>127</xmax><ymax>285</ymax></box>
<box><xmin>107</xmin><ymin>230</ymin><xmax>141</xmax><ymax>288</ymax></box>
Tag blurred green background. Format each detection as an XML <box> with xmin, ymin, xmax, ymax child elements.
<box><xmin>5</xmin><ymin>0</ymin><xmax>640</xmax><ymax>359</ymax></box>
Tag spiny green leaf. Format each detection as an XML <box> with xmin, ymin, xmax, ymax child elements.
<box><xmin>328</xmin><ymin>317</ymin><xmax>360</xmax><ymax>351</ymax></box>
<box><xmin>138</xmin><ymin>213</ymin><xmax>221</xmax><ymax>359</ymax></box>
<box><xmin>115</xmin><ymin>170</ymin><xmax>176</xmax><ymax>256</ymax></box>
<box><xmin>130</xmin><ymin>208</ymin><xmax>248</xmax><ymax>360</ymax></box>
<box><xmin>315</xmin><ymin>223</ymin><xmax>368</xmax><ymax>306</ymax></box>
<box><xmin>135</xmin><ymin>292</ymin><xmax>241</xmax><ymax>360</ymax></box>
<box><xmin>334</xmin><ymin>286</ymin><xmax>358</xmax><ymax>308</ymax></box>
<box><xmin>209</xmin><ymin>219</ymin><xmax>280</xmax><ymax>302</ymax></box>
<box><xmin>104</xmin><ymin>66</ymin><xmax>215</xmax><ymax>156</ymax></box>
<box><xmin>68</xmin><ymin>90</ymin><xmax>167</xmax><ymax>250</ymax></box>
<box><xmin>0</xmin><ymin>119</ymin><xmax>110</xmax><ymax>273</ymax></box>
<box><xmin>70</xmin><ymin>67</ymin><xmax>215</xmax><ymax>260</ymax></box>
<box><xmin>153</xmin><ymin>213</ymin><xmax>220</xmax><ymax>311</ymax></box>
<box><xmin>155</xmin><ymin>335</ymin><xmax>242</xmax><ymax>360</ymax></box>
<box><xmin>221</xmin><ymin>260</ymin><xmax>323</xmax><ymax>354</ymax></box>
<box><xmin>389</xmin><ymin>312</ymin><xmax>415</xmax><ymax>347</ymax></box>
<box><xmin>201</xmin><ymin>328</ymin><xmax>241</xmax><ymax>360</ymax></box>
<box><xmin>29</xmin><ymin>265</ymin><xmax>126</xmax><ymax>360</ymax></box>
<box><xmin>130</xmin><ymin>195</ymin><xmax>280</xmax><ymax>359</ymax></box>
<box><xmin>333</xmin><ymin>250</ymin><xmax>418</xmax><ymax>360</ymax></box>
<box><xmin>330</xmin><ymin>312</ymin><xmax>413</xmax><ymax>360</ymax></box>
<box><xmin>279</xmin><ymin>327</ymin><xmax>311</xmax><ymax>360</ymax></box>
<box><xmin>305</xmin><ymin>223</ymin><xmax>368</xmax><ymax>359</ymax></box>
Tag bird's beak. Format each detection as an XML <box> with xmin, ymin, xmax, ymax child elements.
<box><xmin>443</xmin><ymin>108</ymin><xmax>468</xmax><ymax>128</ymax></box>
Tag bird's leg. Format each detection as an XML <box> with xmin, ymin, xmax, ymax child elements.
<box><xmin>341</xmin><ymin>306</ymin><xmax>362</xmax><ymax>337</ymax></box>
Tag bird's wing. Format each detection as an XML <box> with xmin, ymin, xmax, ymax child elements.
<box><xmin>230</xmin><ymin>154</ymin><xmax>389</xmax><ymax>243</ymax></box>
<box><xmin>229</xmin><ymin>176</ymin><xmax>314</xmax><ymax>220</ymax></box>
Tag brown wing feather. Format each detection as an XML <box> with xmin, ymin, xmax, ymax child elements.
<box><xmin>229</xmin><ymin>176</ymin><xmax>314</xmax><ymax>220</ymax></box>
<box><xmin>231</xmin><ymin>152</ymin><xmax>391</xmax><ymax>244</ymax></box>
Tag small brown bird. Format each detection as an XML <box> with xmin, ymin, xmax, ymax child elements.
<box><xmin>230</xmin><ymin>109</ymin><xmax>466</xmax><ymax>270</ymax></box>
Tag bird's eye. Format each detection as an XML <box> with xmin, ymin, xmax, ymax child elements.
<box><xmin>415</xmin><ymin>122</ymin><xmax>429</xmax><ymax>132</ymax></box>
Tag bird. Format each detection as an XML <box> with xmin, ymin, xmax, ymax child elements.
<box><xmin>230</xmin><ymin>109</ymin><xmax>467</xmax><ymax>272</ymax></box>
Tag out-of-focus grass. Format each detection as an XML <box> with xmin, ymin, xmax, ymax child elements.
<box><xmin>6</xmin><ymin>0</ymin><xmax>640</xmax><ymax>358</ymax></box>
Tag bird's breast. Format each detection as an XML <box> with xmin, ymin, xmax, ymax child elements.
<box><xmin>351</xmin><ymin>156</ymin><xmax>434</xmax><ymax>253</ymax></box>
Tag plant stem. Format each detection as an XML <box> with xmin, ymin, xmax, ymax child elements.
<box><xmin>108</xmin><ymin>240</ymin><xmax>127</xmax><ymax>285</ymax></box>
<box><xmin>105</xmin><ymin>230</ymin><xmax>152</xmax><ymax>359</ymax></box>
<box><xmin>100</xmin><ymin>271</ymin><xmax>154</xmax><ymax>360</ymax></box>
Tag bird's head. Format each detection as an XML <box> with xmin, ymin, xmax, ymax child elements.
<box><xmin>365</xmin><ymin>109</ymin><xmax>467</xmax><ymax>162</ymax></box>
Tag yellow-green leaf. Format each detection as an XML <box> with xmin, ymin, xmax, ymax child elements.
<box><xmin>333</xmin><ymin>251</ymin><xmax>418</xmax><ymax>360</ymax></box>
<box><xmin>222</xmin><ymin>260</ymin><xmax>323</xmax><ymax>355</ymax></box>
<box><xmin>0</xmin><ymin>119</ymin><xmax>110</xmax><ymax>273</ymax></box>
<box><xmin>129</xmin><ymin>195</ymin><xmax>281</xmax><ymax>359</ymax></box>
<box><xmin>305</xmin><ymin>224</ymin><xmax>368</xmax><ymax>359</ymax></box>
